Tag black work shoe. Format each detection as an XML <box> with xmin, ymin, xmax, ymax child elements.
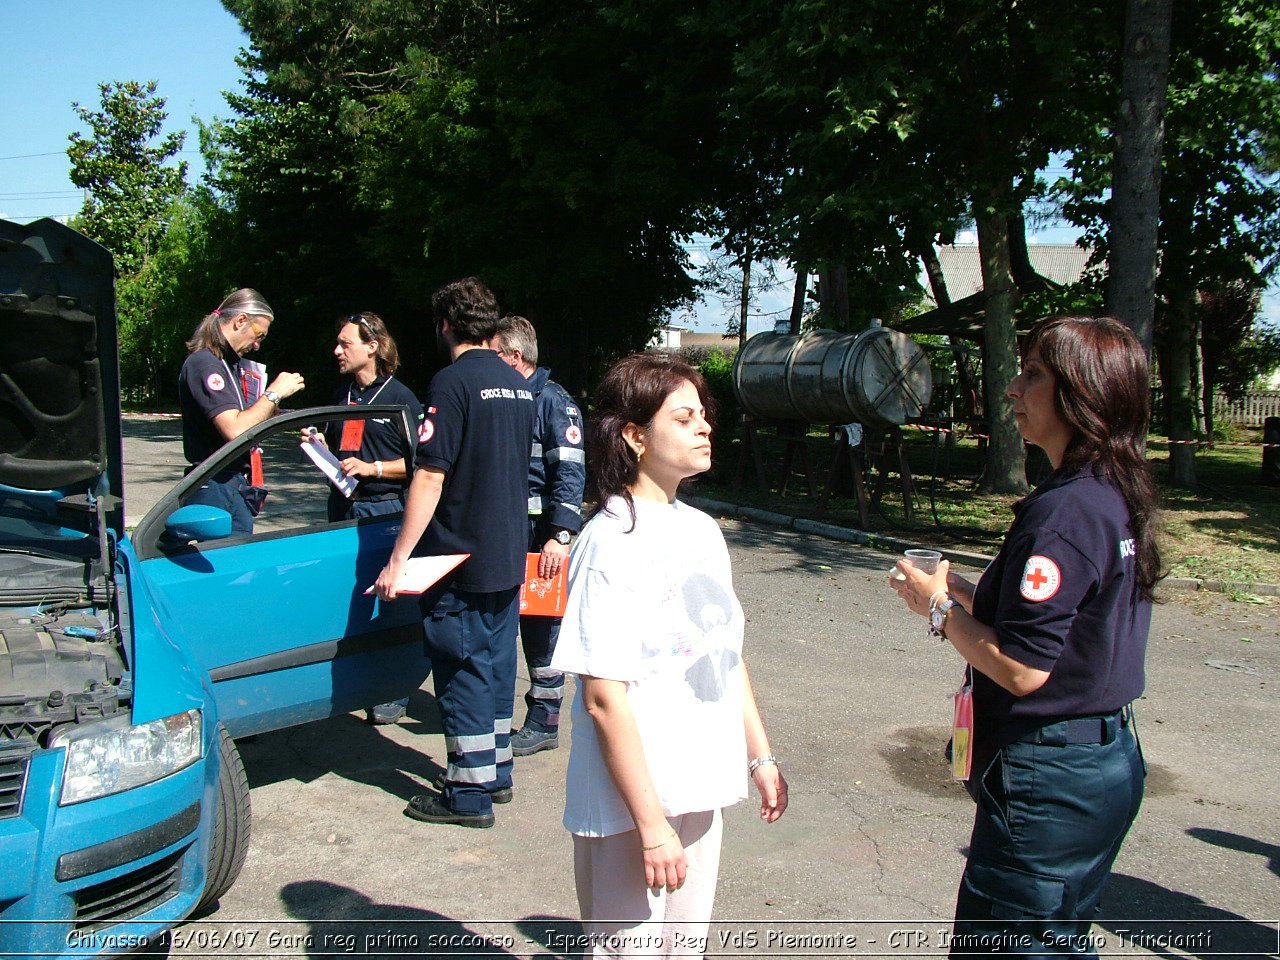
<box><xmin>366</xmin><ymin>702</ymin><xmax>407</xmax><ymax>725</ymax></box>
<box><xmin>510</xmin><ymin>726</ymin><xmax>559</xmax><ymax>756</ymax></box>
<box><xmin>431</xmin><ymin>774</ymin><xmax>512</xmax><ymax>804</ymax></box>
<box><xmin>404</xmin><ymin>794</ymin><xmax>494</xmax><ymax>828</ymax></box>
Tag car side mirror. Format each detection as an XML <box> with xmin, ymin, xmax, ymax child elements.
<box><xmin>165</xmin><ymin>504</ymin><xmax>233</xmax><ymax>542</ymax></box>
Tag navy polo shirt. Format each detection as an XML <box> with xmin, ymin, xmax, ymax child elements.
<box><xmin>323</xmin><ymin>376</ymin><xmax>424</xmax><ymax>500</ymax></box>
<box><xmin>179</xmin><ymin>346</ymin><xmax>249</xmax><ymax>480</ymax></box>
<box><xmin>971</xmin><ymin>465</ymin><xmax>1150</xmax><ymax>725</ymax></box>
<box><xmin>413</xmin><ymin>348</ymin><xmax>535</xmax><ymax>592</ymax></box>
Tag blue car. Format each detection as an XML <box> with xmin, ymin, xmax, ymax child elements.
<box><xmin>0</xmin><ymin>218</ymin><xmax>429</xmax><ymax>957</ymax></box>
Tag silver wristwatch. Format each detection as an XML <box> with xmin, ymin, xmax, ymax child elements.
<box><xmin>264</xmin><ymin>389</ymin><xmax>281</xmax><ymax>407</ymax></box>
<box><xmin>930</xmin><ymin>596</ymin><xmax>957</xmax><ymax>637</ymax></box>
<box><xmin>552</xmin><ymin>529</ymin><xmax>572</xmax><ymax>545</ymax></box>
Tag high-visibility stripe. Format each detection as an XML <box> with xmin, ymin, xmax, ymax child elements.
<box><xmin>495</xmin><ymin>717</ymin><xmax>512</xmax><ymax>736</ymax></box>
<box><xmin>545</xmin><ymin>447</ymin><xmax>585</xmax><ymax>464</ymax></box>
<box><xmin>531</xmin><ymin>441</ymin><xmax>543</xmax><ymax>457</ymax></box>
<box><xmin>531</xmin><ymin>686</ymin><xmax>563</xmax><ymax>700</ymax></box>
<box><xmin>446</xmin><ymin>733</ymin><xmax>495</xmax><ymax>753</ymax></box>
<box><xmin>495</xmin><ymin>745</ymin><xmax>513</xmax><ymax>764</ymax></box>
<box><xmin>447</xmin><ymin>763</ymin><xmax>497</xmax><ymax>784</ymax></box>
<box><xmin>531</xmin><ymin>666</ymin><xmax>562</xmax><ymax>680</ymax></box>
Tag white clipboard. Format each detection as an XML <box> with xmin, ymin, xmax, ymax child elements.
<box><xmin>364</xmin><ymin>554</ymin><xmax>470</xmax><ymax>595</ymax></box>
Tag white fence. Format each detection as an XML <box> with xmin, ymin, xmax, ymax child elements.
<box><xmin>1214</xmin><ymin>390</ymin><xmax>1280</xmax><ymax>427</ymax></box>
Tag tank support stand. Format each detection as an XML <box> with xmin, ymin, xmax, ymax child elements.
<box><xmin>818</xmin><ymin>425</ymin><xmax>916</xmax><ymax>528</ymax></box>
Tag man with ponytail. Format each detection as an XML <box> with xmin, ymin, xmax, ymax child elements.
<box><xmin>178</xmin><ymin>288</ymin><xmax>305</xmax><ymax>534</ymax></box>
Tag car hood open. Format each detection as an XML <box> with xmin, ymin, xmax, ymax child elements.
<box><xmin>0</xmin><ymin>218</ymin><xmax>123</xmax><ymax>534</ymax></box>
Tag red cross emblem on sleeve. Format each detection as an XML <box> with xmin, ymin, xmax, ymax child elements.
<box><xmin>1019</xmin><ymin>555</ymin><xmax>1061</xmax><ymax>602</ymax></box>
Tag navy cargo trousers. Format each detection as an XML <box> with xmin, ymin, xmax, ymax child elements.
<box><xmin>421</xmin><ymin>584</ymin><xmax>519</xmax><ymax>816</ymax></box>
<box><xmin>950</xmin><ymin>711</ymin><xmax>1145</xmax><ymax>958</ymax></box>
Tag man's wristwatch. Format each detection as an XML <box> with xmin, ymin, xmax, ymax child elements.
<box><xmin>264</xmin><ymin>389</ymin><xmax>281</xmax><ymax>407</ymax></box>
<box><xmin>930</xmin><ymin>596</ymin><xmax>958</xmax><ymax>637</ymax></box>
<box><xmin>552</xmin><ymin>529</ymin><xmax>572</xmax><ymax>545</ymax></box>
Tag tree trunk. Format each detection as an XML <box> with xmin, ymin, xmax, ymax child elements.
<box><xmin>976</xmin><ymin>201</ymin><xmax>1028</xmax><ymax>494</ymax></box>
<box><xmin>817</xmin><ymin>264</ymin><xmax>850</xmax><ymax>331</ymax></box>
<box><xmin>738</xmin><ymin>254</ymin><xmax>752</xmax><ymax>351</ymax></box>
<box><xmin>1192</xmin><ymin>313</ymin><xmax>1208</xmax><ymax>437</ymax></box>
<box><xmin>919</xmin><ymin>244</ymin><xmax>979</xmax><ymax>419</ymax></box>
<box><xmin>1166</xmin><ymin>295</ymin><xmax>1197</xmax><ymax>487</ymax></box>
<box><xmin>788</xmin><ymin>264</ymin><xmax>808</xmax><ymax>335</ymax></box>
<box><xmin>1105</xmin><ymin>0</ymin><xmax>1173</xmax><ymax>358</ymax></box>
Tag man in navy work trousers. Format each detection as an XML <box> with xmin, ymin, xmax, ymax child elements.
<box><xmin>374</xmin><ymin>278</ymin><xmax>534</xmax><ymax>828</ymax></box>
<box><xmin>491</xmin><ymin>315</ymin><xmax>585</xmax><ymax>756</ymax></box>
<box><xmin>305</xmin><ymin>311</ymin><xmax>424</xmax><ymax>725</ymax></box>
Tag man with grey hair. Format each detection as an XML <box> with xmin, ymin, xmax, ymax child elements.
<box><xmin>491</xmin><ymin>315</ymin><xmax>586</xmax><ymax>756</ymax></box>
<box><xmin>179</xmin><ymin>287</ymin><xmax>305</xmax><ymax>534</ymax></box>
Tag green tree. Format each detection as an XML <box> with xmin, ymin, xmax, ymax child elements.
<box><xmin>1060</xmin><ymin>0</ymin><xmax>1280</xmax><ymax>487</ymax></box>
<box><xmin>68</xmin><ymin>81</ymin><xmax>187</xmax><ymax>277</ymax></box>
<box><xmin>723</xmin><ymin>0</ymin><xmax>1120</xmax><ymax>493</ymax></box>
<box><xmin>68</xmin><ymin>80</ymin><xmax>190</xmax><ymax>401</ymax></box>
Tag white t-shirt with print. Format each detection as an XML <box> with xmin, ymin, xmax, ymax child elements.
<box><xmin>552</xmin><ymin>494</ymin><xmax>748</xmax><ymax>837</ymax></box>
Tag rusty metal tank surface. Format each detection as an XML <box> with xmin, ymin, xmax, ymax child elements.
<box><xmin>732</xmin><ymin>327</ymin><xmax>932</xmax><ymax>427</ymax></box>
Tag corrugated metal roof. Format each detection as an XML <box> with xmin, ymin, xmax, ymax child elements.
<box><xmin>931</xmin><ymin>244</ymin><xmax>1092</xmax><ymax>302</ymax></box>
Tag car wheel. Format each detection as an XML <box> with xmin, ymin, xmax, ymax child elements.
<box><xmin>197</xmin><ymin>723</ymin><xmax>251</xmax><ymax>910</ymax></box>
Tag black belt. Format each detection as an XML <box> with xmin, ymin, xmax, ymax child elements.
<box><xmin>355</xmin><ymin>491</ymin><xmax>402</xmax><ymax>504</ymax></box>
<box><xmin>1002</xmin><ymin>706</ymin><xmax>1131</xmax><ymax>748</ymax></box>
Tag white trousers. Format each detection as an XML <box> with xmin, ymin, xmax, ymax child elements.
<box><xmin>573</xmin><ymin>809</ymin><xmax>723</xmax><ymax>959</ymax></box>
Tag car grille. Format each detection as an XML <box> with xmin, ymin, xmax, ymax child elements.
<box><xmin>0</xmin><ymin>745</ymin><xmax>31</xmax><ymax>819</ymax></box>
<box><xmin>72</xmin><ymin>849</ymin><xmax>184</xmax><ymax>931</ymax></box>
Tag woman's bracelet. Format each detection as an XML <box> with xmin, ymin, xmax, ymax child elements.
<box><xmin>641</xmin><ymin>831</ymin><xmax>677</xmax><ymax>852</ymax></box>
<box><xmin>748</xmin><ymin>755</ymin><xmax>779</xmax><ymax>775</ymax></box>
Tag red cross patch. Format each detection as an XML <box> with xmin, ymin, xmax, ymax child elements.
<box><xmin>418</xmin><ymin>420</ymin><xmax>434</xmax><ymax>444</ymax></box>
<box><xmin>1019</xmin><ymin>555</ymin><xmax>1061</xmax><ymax>602</ymax></box>
<box><xmin>565</xmin><ymin>424</ymin><xmax>582</xmax><ymax>445</ymax></box>
<box><xmin>205</xmin><ymin>372</ymin><xmax>225</xmax><ymax>392</ymax></box>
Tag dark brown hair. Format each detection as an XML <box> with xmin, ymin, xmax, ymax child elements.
<box><xmin>587</xmin><ymin>352</ymin><xmax>716</xmax><ymax>529</ymax></box>
<box><xmin>1024</xmin><ymin>315</ymin><xmax>1162</xmax><ymax>596</ymax></box>
<box><xmin>340</xmin><ymin>311</ymin><xmax>400</xmax><ymax>378</ymax></box>
<box><xmin>431</xmin><ymin>277</ymin><xmax>500</xmax><ymax>345</ymax></box>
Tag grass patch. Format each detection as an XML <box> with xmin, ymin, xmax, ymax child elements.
<box><xmin>698</xmin><ymin>426</ymin><xmax>1280</xmax><ymax>586</ymax></box>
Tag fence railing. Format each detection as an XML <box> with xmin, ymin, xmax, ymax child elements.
<box><xmin>1214</xmin><ymin>390</ymin><xmax>1280</xmax><ymax>427</ymax></box>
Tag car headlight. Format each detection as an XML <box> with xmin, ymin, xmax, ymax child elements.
<box><xmin>52</xmin><ymin>709</ymin><xmax>203</xmax><ymax>805</ymax></box>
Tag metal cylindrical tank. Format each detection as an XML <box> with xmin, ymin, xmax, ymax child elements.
<box><xmin>732</xmin><ymin>327</ymin><xmax>932</xmax><ymax>427</ymax></box>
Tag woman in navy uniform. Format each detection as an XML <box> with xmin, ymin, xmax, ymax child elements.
<box><xmin>890</xmin><ymin>316</ymin><xmax>1160</xmax><ymax>957</ymax></box>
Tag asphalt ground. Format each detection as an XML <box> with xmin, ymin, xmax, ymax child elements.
<box><xmin>120</xmin><ymin>415</ymin><xmax>1280</xmax><ymax>959</ymax></box>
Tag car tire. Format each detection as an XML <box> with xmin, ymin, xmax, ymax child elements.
<box><xmin>197</xmin><ymin>723</ymin><xmax>251</xmax><ymax>911</ymax></box>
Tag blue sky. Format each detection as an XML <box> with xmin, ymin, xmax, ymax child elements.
<box><xmin>0</xmin><ymin>2</ymin><xmax>247</xmax><ymax>223</ymax></box>
<box><xmin>3</xmin><ymin>2</ymin><xmax>1274</xmax><ymax>333</ymax></box>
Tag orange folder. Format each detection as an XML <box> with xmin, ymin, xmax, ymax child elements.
<box><xmin>519</xmin><ymin>553</ymin><xmax>568</xmax><ymax>617</ymax></box>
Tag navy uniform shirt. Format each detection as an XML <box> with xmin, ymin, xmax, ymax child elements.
<box><xmin>526</xmin><ymin>366</ymin><xmax>586</xmax><ymax>534</ymax></box>
<box><xmin>414</xmin><ymin>348</ymin><xmax>535</xmax><ymax>592</ymax></box>
<box><xmin>322</xmin><ymin>375</ymin><xmax>424</xmax><ymax>500</ymax></box>
<box><xmin>971</xmin><ymin>465</ymin><xmax>1150</xmax><ymax>729</ymax></box>
<box><xmin>178</xmin><ymin>345</ymin><xmax>249</xmax><ymax>480</ymax></box>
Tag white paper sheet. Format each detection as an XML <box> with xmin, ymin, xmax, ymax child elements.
<box><xmin>364</xmin><ymin>554</ymin><xmax>470</xmax><ymax>596</ymax></box>
<box><xmin>300</xmin><ymin>440</ymin><xmax>359</xmax><ymax>498</ymax></box>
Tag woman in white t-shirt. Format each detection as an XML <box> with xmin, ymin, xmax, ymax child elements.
<box><xmin>551</xmin><ymin>352</ymin><xmax>788</xmax><ymax>959</ymax></box>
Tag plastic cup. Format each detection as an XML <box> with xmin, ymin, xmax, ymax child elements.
<box><xmin>903</xmin><ymin>549</ymin><xmax>942</xmax><ymax>575</ymax></box>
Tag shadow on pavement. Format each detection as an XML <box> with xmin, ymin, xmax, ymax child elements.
<box><xmin>280</xmin><ymin>879</ymin><xmax>524</xmax><ymax>958</ymax></box>
<box><xmin>1187</xmin><ymin>825</ymin><xmax>1280</xmax><ymax>878</ymax></box>
<box><xmin>1098</xmin><ymin>872</ymin><xmax>1278</xmax><ymax>958</ymax></box>
<box><xmin>237</xmin><ymin>691</ymin><xmax>447</xmax><ymax>802</ymax></box>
